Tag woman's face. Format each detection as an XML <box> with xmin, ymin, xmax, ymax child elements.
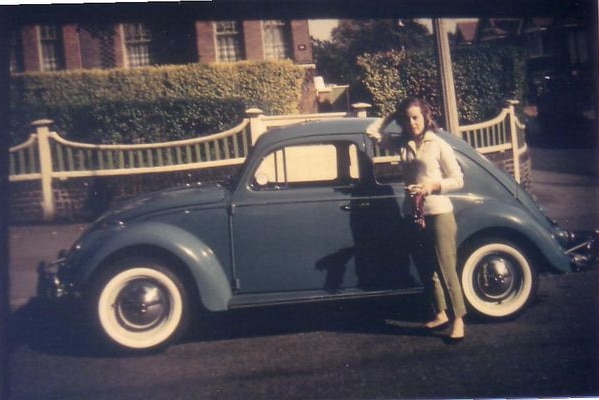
<box><xmin>404</xmin><ymin>105</ymin><xmax>426</xmax><ymax>138</ymax></box>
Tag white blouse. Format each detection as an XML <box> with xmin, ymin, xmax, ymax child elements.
<box><xmin>367</xmin><ymin>119</ymin><xmax>464</xmax><ymax>216</ymax></box>
<box><xmin>402</xmin><ymin>131</ymin><xmax>464</xmax><ymax>215</ymax></box>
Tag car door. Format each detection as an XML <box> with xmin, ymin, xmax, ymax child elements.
<box><xmin>230</xmin><ymin>135</ymin><xmax>420</xmax><ymax>296</ymax></box>
<box><xmin>231</xmin><ymin>138</ymin><xmax>365</xmax><ymax>294</ymax></box>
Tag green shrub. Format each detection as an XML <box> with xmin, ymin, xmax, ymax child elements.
<box><xmin>10</xmin><ymin>97</ymin><xmax>247</xmax><ymax>144</ymax></box>
<box><xmin>357</xmin><ymin>45</ymin><xmax>526</xmax><ymax>124</ymax></box>
<box><xmin>10</xmin><ymin>61</ymin><xmax>306</xmax><ymax>144</ymax></box>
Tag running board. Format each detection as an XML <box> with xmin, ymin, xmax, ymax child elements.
<box><xmin>228</xmin><ymin>287</ymin><xmax>423</xmax><ymax>309</ymax></box>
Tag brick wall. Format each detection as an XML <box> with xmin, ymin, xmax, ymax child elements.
<box><xmin>62</xmin><ymin>24</ymin><xmax>82</xmax><ymax>70</ymax></box>
<box><xmin>290</xmin><ymin>20</ymin><xmax>313</xmax><ymax>64</ymax></box>
<box><xmin>9</xmin><ymin>165</ymin><xmax>241</xmax><ymax>224</ymax></box>
<box><xmin>243</xmin><ymin>21</ymin><xmax>264</xmax><ymax>61</ymax></box>
<box><xmin>21</xmin><ymin>25</ymin><xmax>40</xmax><ymax>72</ymax></box>
<box><xmin>195</xmin><ymin>21</ymin><xmax>216</xmax><ymax>63</ymax></box>
<box><xmin>14</xmin><ymin>19</ymin><xmax>313</xmax><ymax>72</ymax></box>
<box><xmin>10</xmin><ymin>181</ymin><xmax>44</xmax><ymax>223</ymax></box>
<box><xmin>485</xmin><ymin>148</ymin><xmax>533</xmax><ymax>193</ymax></box>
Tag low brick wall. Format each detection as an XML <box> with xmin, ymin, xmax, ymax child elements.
<box><xmin>486</xmin><ymin>146</ymin><xmax>533</xmax><ymax>193</ymax></box>
<box><xmin>9</xmin><ymin>148</ymin><xmax>532</xmax><ymax>224</ymax></box>
<box><xmin>9</xmin><ymin>165</ymin><xmax>241</xmax><ymax>224</ymax></box>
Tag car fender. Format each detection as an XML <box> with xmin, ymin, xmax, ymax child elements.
<box><xmin>75</xmin><ymin>222</ymin><xmax>233</xmax><ymax>311</ymax></box>
<box><xmin>455</xmin><ymin>201</ymin><xmax>571</xmax><ymax>272</ymax></box>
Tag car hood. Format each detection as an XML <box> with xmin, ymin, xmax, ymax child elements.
<box><xmin>98</xmin><ymin>183</ymin><xmax>228</xmax><ymax>222</ymax></box>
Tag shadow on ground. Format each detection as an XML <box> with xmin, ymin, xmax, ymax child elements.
<box><xmin>9</xmin><ymin>293</ymin><xmax>438</xmax><ymax>357</ymax></box>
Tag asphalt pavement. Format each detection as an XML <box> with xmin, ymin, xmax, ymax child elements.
<box><xmin>7</xmin><ymin>144</ymin><xmax>599</xmax><ymax>311</ymax></box>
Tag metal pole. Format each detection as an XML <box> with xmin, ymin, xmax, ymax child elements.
<box><xmin>433</xmin><ymin>19</ymin><xmax>460</xmax><ymax>135</ymax></box>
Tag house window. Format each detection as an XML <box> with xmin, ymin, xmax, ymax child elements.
<box><xmin>39</xmin><ymin>25</ymin><xmax>64</xmax><ymax>71</ymax></box>
<box><xmin>215</xmin><ymin>21</ymin><xmax>245</xmax><ymax>62</ymax></box>
<box><xmin>9</xmin><ymin>30</ymin><xmax>24</xmax><ymax>73</ymax></box>
<box><xmin>525</xmin><ymin>30</ymin><xmax>554</xmax><ymax>58</ymax></box>
<box><xmin>263</xmin><ymin>20</ymin><xmax>292</xmax><ymax>60</ymax></box>
<box><xmin>123</xmin><ymin>23</ymin><xmax>153</xmax><ymax>67</ymax></box>
<box><xmin>568</xmin><ymin>29</ymin><xmax>588</xmax><ymax>65</ymax></box>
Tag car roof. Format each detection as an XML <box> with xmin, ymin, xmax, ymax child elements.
<box><xmin>258</xmin><ymin>117</ymin><xmax>469</xmax><ymax>152</ymax></box>
<box><xmin>258</xmin><ymin>118</ymin><xmax>376</xmax><ymax>146</ymax></box>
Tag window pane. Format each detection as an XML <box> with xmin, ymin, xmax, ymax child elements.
<box><xmin>39</xmin><ymin>25</ymin><xmax>64</xmax><ymax>71</ymax></box>
<box><xmin>124</xmin><ymin>23</ymin><xmax>153</xmax><ymax>67</ymax></box>
<box><xmin>10</xmin><ymin>30</ymin><xmax>23</xmax><ymax>73</ymax></box>
<box><xmin>263</xmin><ymin>20</ymin><xmax>291</xmax><ymax>60</ymax></box>
<box><xmin>254</xmin><ymin>144</ymin><xmax>339</xmax><ymax>188</ymax></box>
<box><xmin>216</xmin><ymin>21</ymin><xmax>244</xmax><ymax>62</ymax></box>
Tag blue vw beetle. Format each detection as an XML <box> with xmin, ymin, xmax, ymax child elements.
<box><xmin>41</xmin><ymin>118</ymin><xmax>597</xmax><ymax>351</ymax></box>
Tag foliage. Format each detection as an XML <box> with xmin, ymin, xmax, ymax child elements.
<box><xmin>330</xmin><ymin>19</ymin><xmax>431</xmax><ymax>56</ymax></box>
<box><xmin>11</xmin><ymin>98</ymin><xmax>245</xmax><ymax>144</ymax></box>
<box><xmin>357</xmin><ymin>45</ymin><xmax>527</xmax><ymax>124</ymax></box>
<box><xmin>10</xmin><ymin>61</ymin><xmax>306</xmax><ymax>144</ymax></box>
<box><xmin>313</xmin><ymin>19</ymin><xmax>432</xmax><ymax>106</ymax></box>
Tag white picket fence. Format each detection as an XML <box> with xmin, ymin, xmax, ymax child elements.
<box><xmin>9</xmin><ymin>101</ymin><xmax>525</xmax><ymax>221</ymax></box>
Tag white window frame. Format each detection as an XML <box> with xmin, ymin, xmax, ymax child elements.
<box><xmin>121</xmin><ymin>22</ymin><xmax>153</xmax><ymax>68</ymax></box>
<box><xmin>262</xmin><ymin>20</ymin><xmax>292</xmax><ymax>61</ymax></box>
<box><xmin>214</xmin><ymin>20</ymin><xmax>245</xmax><ymax>62</ymax></box>
<box><xmin>38</xmin><ymin>24</ymin><xmax>64</xmax><ymax>71</ymax></box>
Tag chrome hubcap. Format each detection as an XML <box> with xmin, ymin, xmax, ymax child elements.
<box><xmin>475</xmin><ymin>256</ymin><xmax>518</xmax><ymax>301</ymax></box>
<box><xmin>115</xmin><ymin>279</ymin><xmax>170</xmax><ymax>331</ymax></box>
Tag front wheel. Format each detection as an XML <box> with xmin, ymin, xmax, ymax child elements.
<box><xmin>460</xmin><ymin>239</ymin><xmax>538</xmax><ymax>319</ymax></box>
<box><xmin>91</xmin><ymin>259</ymin><xmax>188</xmax><ymax>351</ymax></box>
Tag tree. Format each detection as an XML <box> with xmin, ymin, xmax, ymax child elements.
<box><xmin>312</xmin><ymin>19</ymin><xmax>432</xmax><ymax>103</ymax></box>
<box><xmin>331</xmin><ymin>19</ymin><xmax>431</xmax><ymax>55</ymax></box>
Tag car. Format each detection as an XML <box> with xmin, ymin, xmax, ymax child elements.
<box><xmin>40</xmin><ymin>118</ymin><xmax>598</xmax><ymax>352</ymax></box>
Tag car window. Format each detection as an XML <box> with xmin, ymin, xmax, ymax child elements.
<box><xmin>373</xmin><ymin>154</ymin><xmax>405</xmax><ymax>184</ymax></box>
<box><xmin>252</xmin><ymin>142</ymin><xmax>359</xmax><ymax>190</ymax></box>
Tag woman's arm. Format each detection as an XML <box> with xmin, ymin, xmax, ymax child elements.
<box><xmin>365</xmin><ymin>114</ymin><xmax>396</xmax><ymax>147</ymax></box>
<box><xmin>438</xmin><ymin>139</ymin><xmax>464</xmax><ymax>193</ymax></box>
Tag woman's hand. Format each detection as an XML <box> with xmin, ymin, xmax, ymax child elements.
<box><xmin>419</xmin><ymin>181</ymin><xmax>441</xmax><ymax>196</ymax></box>
<box><xmin>365</xmin><ymin>119</ymin><xmax>383</xmax><ymax>143</ymax></box>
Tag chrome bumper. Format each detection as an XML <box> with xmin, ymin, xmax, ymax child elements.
<box><xmin>566</xmin><ymin>229</ymin><xmax>599</xmax><ymax>271</ymax></box>
<box><xmin>37</xmin><ymin>256</ymin><xmax>76</xmax><ymax>302</ymax></box>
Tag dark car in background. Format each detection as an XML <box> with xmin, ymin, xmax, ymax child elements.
<box><xmin>41</xmin><ymin>118</ymin><xmax>597</xmax><ymax>352</ymax></box>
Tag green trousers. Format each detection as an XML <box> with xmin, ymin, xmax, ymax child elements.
<box><xmin>410</xmin><ymin>212</ymin><xmax>467</xmax><ymax>319</ymax></box>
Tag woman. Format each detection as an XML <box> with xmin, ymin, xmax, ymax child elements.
<box><xmin>366</xmin><ymin>97</ymin><xmax>466</xmax><ymax>340</ymax></box>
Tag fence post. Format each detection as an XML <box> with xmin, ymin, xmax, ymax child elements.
<box><xmin>246</xmin><ymin>108</ymin><xmax>265</xmax><ymax>144</ymax></box>
<box><xmin>507</xmin><ymin>100</ymin><xmax>521</xmax><ymax>183</ymax></box>
<box><xmin>352</xmin><ymin>103</ymin><xmax>371</xmax><ymax>118</ymax></box>
<box><xmin>32</xmin><ymin>119</ymin><xmax>55</xmax><ymax>221</ymax></box>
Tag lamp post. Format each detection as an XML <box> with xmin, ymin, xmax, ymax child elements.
<box><xmin>433</xmin><ymin>18</ymin><xmax>460</xmax><ymax>136</ymax></box>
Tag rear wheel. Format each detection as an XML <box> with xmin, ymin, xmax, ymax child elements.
<box><xmin>91</xmin><ymin>258</ymin><xmax>189</xmax><ymax>351</ymax></box>
<box><xmin>460</xmin><ymin>239</ymin><xmax>538</xmax><ymax>319</ymax></box>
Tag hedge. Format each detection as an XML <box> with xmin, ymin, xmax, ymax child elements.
<box><xmin>10</xmin><ymin>60</ymin><xmax>307</xmax><ymax>144</ymax></box>
<box><xmin>357</xmin><ymin>45</ymin><xmax>527</xmax><ymax>124</ymax></box>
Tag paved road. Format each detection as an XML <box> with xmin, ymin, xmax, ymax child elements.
<box><xmin>528</xmin><ymin>146</ymin><xmax>599</xmax><ymax>232</ymax></box>
<box><xmin>7</xmin><ymin>266</ymin><xmax>599</xmax><ymax>399</ymax></box>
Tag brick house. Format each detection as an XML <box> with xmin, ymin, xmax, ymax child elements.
<box><xmin>454</xmin><ymin>17</ymin><xmax>596</xmax><ymax>145</ymax></box>
<box><xmin>454</xmin><ymin>17</ymin><xmax>593</xmax><ymax>102</ymax></box>
<box><xmin>9</xmin><ymin>19</ymin><xmax>313</xmax><ymax>73</ymax></box>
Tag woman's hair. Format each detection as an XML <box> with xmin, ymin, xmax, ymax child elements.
<box><xmin>393</xmin><ymin>97</ymin><xmax>439</xmax><ymax>134</ymax></box>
